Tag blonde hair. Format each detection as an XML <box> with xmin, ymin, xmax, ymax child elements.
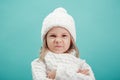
<box><xmin>39</xmin><ymin>33</ymin><xmax>80</xmax><ymax>62</ymax></box>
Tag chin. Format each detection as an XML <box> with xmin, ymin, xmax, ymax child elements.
<box><xmin>53</xmin><ymin>50</ymin><xmax>65</xmax><ymax>53</ymax></box>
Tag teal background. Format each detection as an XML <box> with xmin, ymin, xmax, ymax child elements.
<box><xmin>0</xmin><ymin>0</ymin><xmax>120</xmax><ymax>80</ymax></box>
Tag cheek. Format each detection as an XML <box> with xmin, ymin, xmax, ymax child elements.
<box><xmin>47</xmin><ymin>38</ymin><xmax>54</xmax><ymax>46</ymax></box>
<box><xmin>64</xmin><ymin>39</ymin><xmax>71</xmax><ymax>46</ymax></box>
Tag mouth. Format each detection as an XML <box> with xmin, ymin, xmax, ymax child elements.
<box><xmin>55</xmin><ymin>46</ymin><xmax>63</xmax><ymax>48</ymax></box>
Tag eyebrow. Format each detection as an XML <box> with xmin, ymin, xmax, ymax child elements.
<box><xmin>63</xmin><ymin>32</ymin><xmax>69</xmax><ymax>34</ymax></box>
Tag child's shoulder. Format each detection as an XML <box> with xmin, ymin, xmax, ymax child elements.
<box><xmin>31</xmin><ymin>58</ymin><xmax>45</xmax><ymax>65</ymax></box>
<box><xmin>31</xmin><ymin>58</ymin><xmax>39</xmax><ymax>62</ymax></box>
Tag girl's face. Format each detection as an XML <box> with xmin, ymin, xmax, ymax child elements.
<box><xmin>46</xmin><ymin>27</ymin><xmax>71</xmax><ymax>53</ymax></box>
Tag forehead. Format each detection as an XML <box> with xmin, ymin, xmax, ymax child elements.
<box><xmin>48</xmin><ymin>27</ymin><xmax>69</xmax><ymax>34</ymax></box>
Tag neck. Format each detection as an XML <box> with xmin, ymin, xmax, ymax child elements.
<box><xmin>48</xmin><ymin>49</ymin><xmax>76</xmax><ymax>56</ymax></box>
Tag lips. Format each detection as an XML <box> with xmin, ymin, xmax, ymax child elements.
<box><xmin>55</xmin><ymin>46</ymin><xmax>63</xmax><ymax>48</ymax></box>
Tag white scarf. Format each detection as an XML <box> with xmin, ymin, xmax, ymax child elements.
<box><xmin>44</xmin><ymin>50</ymin><xmax>85</xmax><ymax>72</ymax></box>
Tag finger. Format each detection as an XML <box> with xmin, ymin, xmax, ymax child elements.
<box><xmin>47</xmin><ymin>75</ymin><xmax>51</xmax><ymax>79</ymax></box>
<box><xmin>79</xmin><ymin>69</ymin><xmax>87</xmax><ymax>73</ymax></box>
<box><xmin>47</xmin><ymin>73</ymin><xmax>51</xmax><ymax>78</ymax></box>
<box><xmin>82</xmin><ymin>70</ymin><xmax>89</xmax><ymax>75</ymax></box>
<box><xmin>82</xmin><ymin>70</ymin><xmax>88</xmax><ymax>73</ymax></box>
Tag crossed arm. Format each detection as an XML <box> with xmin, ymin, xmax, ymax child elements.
<box><xmin>31</xmin><ymin>59</ymin><xmax>95</xmax><ymax>80</ymax></box>
<box><xmin>47</xmin><ymin>69</ymin><xmax>89</xmax><ymax>79</ymax></box>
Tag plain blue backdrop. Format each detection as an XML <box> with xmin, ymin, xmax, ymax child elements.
<box><xmin>0</xmin><ymin>0</ymin><xmax>120</xmax><ymax>80</ymax></box>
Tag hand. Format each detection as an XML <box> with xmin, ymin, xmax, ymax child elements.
<box><xmin>47</xmin><ymin>70</ymin><xmax>56</xmax><ymax>79</ymax></box>
<box><xmin>77</xmin><ymin>69</ymin><xmax>89</xmax><ymax>75</ymax></box>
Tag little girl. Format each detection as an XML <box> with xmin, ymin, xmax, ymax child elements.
<box><xmin>31</xmin><ymin>7</ymin><xmax>95</xmax><ymax>80</ymax></box>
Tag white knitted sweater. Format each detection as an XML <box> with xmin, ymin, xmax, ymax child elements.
<box><xmin>31</xmin><ymin>51</ymin><xmax>95</xmax><ymax>80</ymax></box>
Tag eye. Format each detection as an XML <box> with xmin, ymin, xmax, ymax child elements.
<box><xmin>49</xmin><ymin>35</ymin><xmax>56</xmax><ymax>37</ymax></box>
<box><xmin>62</xmin><ymin>35</ymin><xmax>67</xmax><ymax>37</ymax></box>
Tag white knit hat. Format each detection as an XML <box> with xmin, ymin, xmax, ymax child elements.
<box><xmin>41</xmin><ymin>7</ymin><xmax>76</xmax><ymax>42</ymax></box>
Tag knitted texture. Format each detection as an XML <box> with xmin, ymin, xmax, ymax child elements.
<box><xmin>31</xmin><ymin>51</ymin><xmax>95</xmax><ymax>80</ymax></box>
<box><xmin>44</xmin><ymin>51</ymin><xmax>84</xmax><ymax>72</ymax></box>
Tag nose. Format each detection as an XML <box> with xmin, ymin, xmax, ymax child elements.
<box><xmin>54</xmin><ymin>37</ymin><xmax>62</xmax><ymax>43</ymax></box>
